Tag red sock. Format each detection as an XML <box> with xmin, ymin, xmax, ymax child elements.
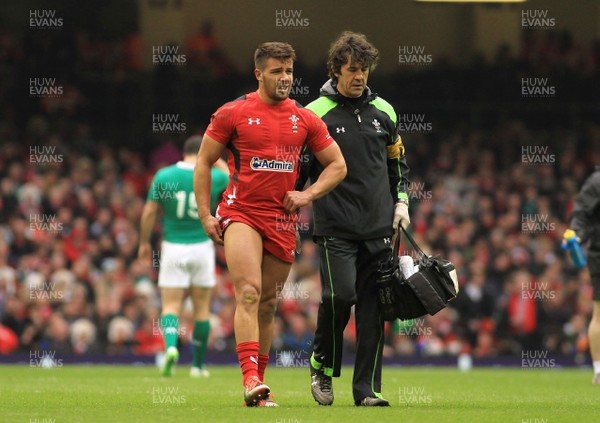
<box><xmin>236</xmin><ymin>341</ymin><xmax>259</xmax><ymax>386</ymax></box>
<box><xmin>258</xmin><ymin>354</ymin><xmax>269</xmax><ymax>382</ymax></box>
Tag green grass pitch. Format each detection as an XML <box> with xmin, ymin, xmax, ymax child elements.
<box><xmin>1</xmin><ymin>365</ymin><xmax>598</xmax><ymax>423</ymax></box>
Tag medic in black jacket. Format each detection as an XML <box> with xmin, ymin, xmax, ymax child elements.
<box><xmin>296</xmin><ymin>31</ymin><xmax>411</xmax><ymax>407</ymax></box>
<box><xmin>566</xmin><ymin>164</ymin><xmax>600</xmax><ymax>384</ymax></box>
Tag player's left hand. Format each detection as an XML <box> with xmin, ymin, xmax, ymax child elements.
<box><xmin>393</xmin><ymin>201</ymin><xmax>410</xmax><ymax>230</ymax></box>
<box><xmin>283</xmin><ymin>190</ymin><xmax>312</xmax><ymax>214</ymax></box>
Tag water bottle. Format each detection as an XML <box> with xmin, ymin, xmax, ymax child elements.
<box><xmin>399</xmin><ymin>256</ymin><xmax>417</xmax><ymax>279</ymax></box>
<box><xmin>562</xmin><ymin>229</ymin><xmax>587</xmax><ymax>269</ymax></box>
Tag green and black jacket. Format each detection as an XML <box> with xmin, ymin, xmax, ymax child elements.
<box><xmin>296</xmin><ymin>79</ymin><xmax>410</xmax><ymax>239</ymax></box>
<box><xmin>570</xmin><ymin>164</ymin><xmax>600</xmax><ymax>250</ymax></box>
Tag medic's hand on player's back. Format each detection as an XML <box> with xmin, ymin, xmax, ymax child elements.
<box><xmin>201</xmin><ymin>214</ymin><xmax>224</xmax><ymax>245</ymax></box>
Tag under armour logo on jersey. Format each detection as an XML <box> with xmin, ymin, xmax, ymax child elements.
<box><xmin>383</xmin><ymin>237</ymin><xmax>391</xmax><ymax>244</ymax></box>
<box><xmin>248</xmin><ymin>118</ymin><xmax>260</xmax><ymax>125</ymax></box>
<box><xmin>336</xmin><ymin>127</ymin><xmax>345</xmax><ymax>133</ymax></box>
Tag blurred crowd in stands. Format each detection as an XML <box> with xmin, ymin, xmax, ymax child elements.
<box><xmin>1</xmin><ymin>25</ymin><xmax>600</xmax><ymax>364</ymax></box>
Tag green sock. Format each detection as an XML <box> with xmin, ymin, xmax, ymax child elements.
<box><xmin>161</xmin><ymin>314</ymin><xmax>179</xmax><ymax>350</ymax></box>
<box><xmin>192</xmin><ymin>320</ymin><xmax>210</xmax><ymax>368</ymax></box>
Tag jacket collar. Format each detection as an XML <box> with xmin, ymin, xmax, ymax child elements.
<box><xmin>319</xmin><ymin>79</ymin><xmax>376</xmax><ymax>106</ymax></box>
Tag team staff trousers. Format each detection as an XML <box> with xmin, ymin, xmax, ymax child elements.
<box><xmin>588</xmin><ymin>250</ymin><xmax>600</xmax><ymax>300</ymax></box>
<box><xmin>312</xmin><ymin>235</ymin><xmax>392</xmax><ymax>401</ymax></box>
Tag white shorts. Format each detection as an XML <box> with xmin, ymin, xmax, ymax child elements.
<box><xmin>157</xmin><ymin>240</ymin><xmax>216</xmax><ymax>288</ymax></box>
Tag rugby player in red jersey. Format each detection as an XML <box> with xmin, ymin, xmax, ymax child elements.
<box><xmin>193</xmin><ymin>42</ymin><xmax>346</xmax><ymax>407</ymax></box>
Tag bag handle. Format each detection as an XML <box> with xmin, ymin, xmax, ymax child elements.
<box><xmin>395</xmin><ymin>226</ymin><xmax>429</xmax><ymax>261</ymax></box>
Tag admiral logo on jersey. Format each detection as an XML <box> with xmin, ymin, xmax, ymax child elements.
<box><xmin>250</xmin><ymin>156</ymin><xmax>295</xmax><ymax>172</ymax></box>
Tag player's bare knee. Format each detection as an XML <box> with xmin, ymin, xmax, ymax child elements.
<box><xmin>258</xmin><ymin>297</ymin><xmax>277</xmax><ymax>319</ymax></box>
<box><xmin>237</xmin><ymin>284</ymin><xmax>261</xmax><ymax>307</ymax></box>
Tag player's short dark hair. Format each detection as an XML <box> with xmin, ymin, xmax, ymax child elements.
<box><xmin>327</xmin><ymin>31</ymin><xmax>379</xmax><ymax>79</ymax></box>
<box><xmin>183</xmin><ymin>136</ymin><xmax>202</xmax><ymax>156</ymax></box>
<box><xmin>254</xmin><ymin>42</ymin><xmax>296</xmax><ymax>70</ymax></box>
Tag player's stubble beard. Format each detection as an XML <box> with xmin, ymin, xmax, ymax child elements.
<box><xmin>271</xmin><ymin>77</ymin><xmax>291</xmax><ymax>102</ymax></box>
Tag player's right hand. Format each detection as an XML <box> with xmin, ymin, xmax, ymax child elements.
<box><xmin>201</xmin><ymin>214</ymin><xmax>224</xmax><ymax>245</ymax></box>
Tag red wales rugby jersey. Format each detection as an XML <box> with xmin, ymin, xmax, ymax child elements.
<box><xmin>205</xmin><ymin>92</ymin><xmax>333</xmax><ymax>212</ymax></box>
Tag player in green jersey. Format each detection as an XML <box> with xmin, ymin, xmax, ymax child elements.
<box><xmin>139</xmin><ymin>136</ymin><xmax>229</xmax><ymax>377</ymax></box>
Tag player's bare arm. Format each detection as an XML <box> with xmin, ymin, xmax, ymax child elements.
<box><xmin>213</xmin><ymin>157</ymin><xmax>229</xmax><ymax>175</ymax></box>
<box><xmin>138</xmin><ymin>200</ymin><xmax>160</xmax><ymax>262</ymax></box>
<box><xmin>283</xmin><ymin>142</ymin><xmax>346</xmax><ymax>214</ymax></box>
<box><xmin>195</xmin><ymin>135</ymin><xmax>227</xmax><ymax>244</ymax></box>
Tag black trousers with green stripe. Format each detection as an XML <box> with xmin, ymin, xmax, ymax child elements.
<box><xmin>312</xmin><ymin>235</ymin><xmax>391</xmax><ymax>401</ymax></box>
